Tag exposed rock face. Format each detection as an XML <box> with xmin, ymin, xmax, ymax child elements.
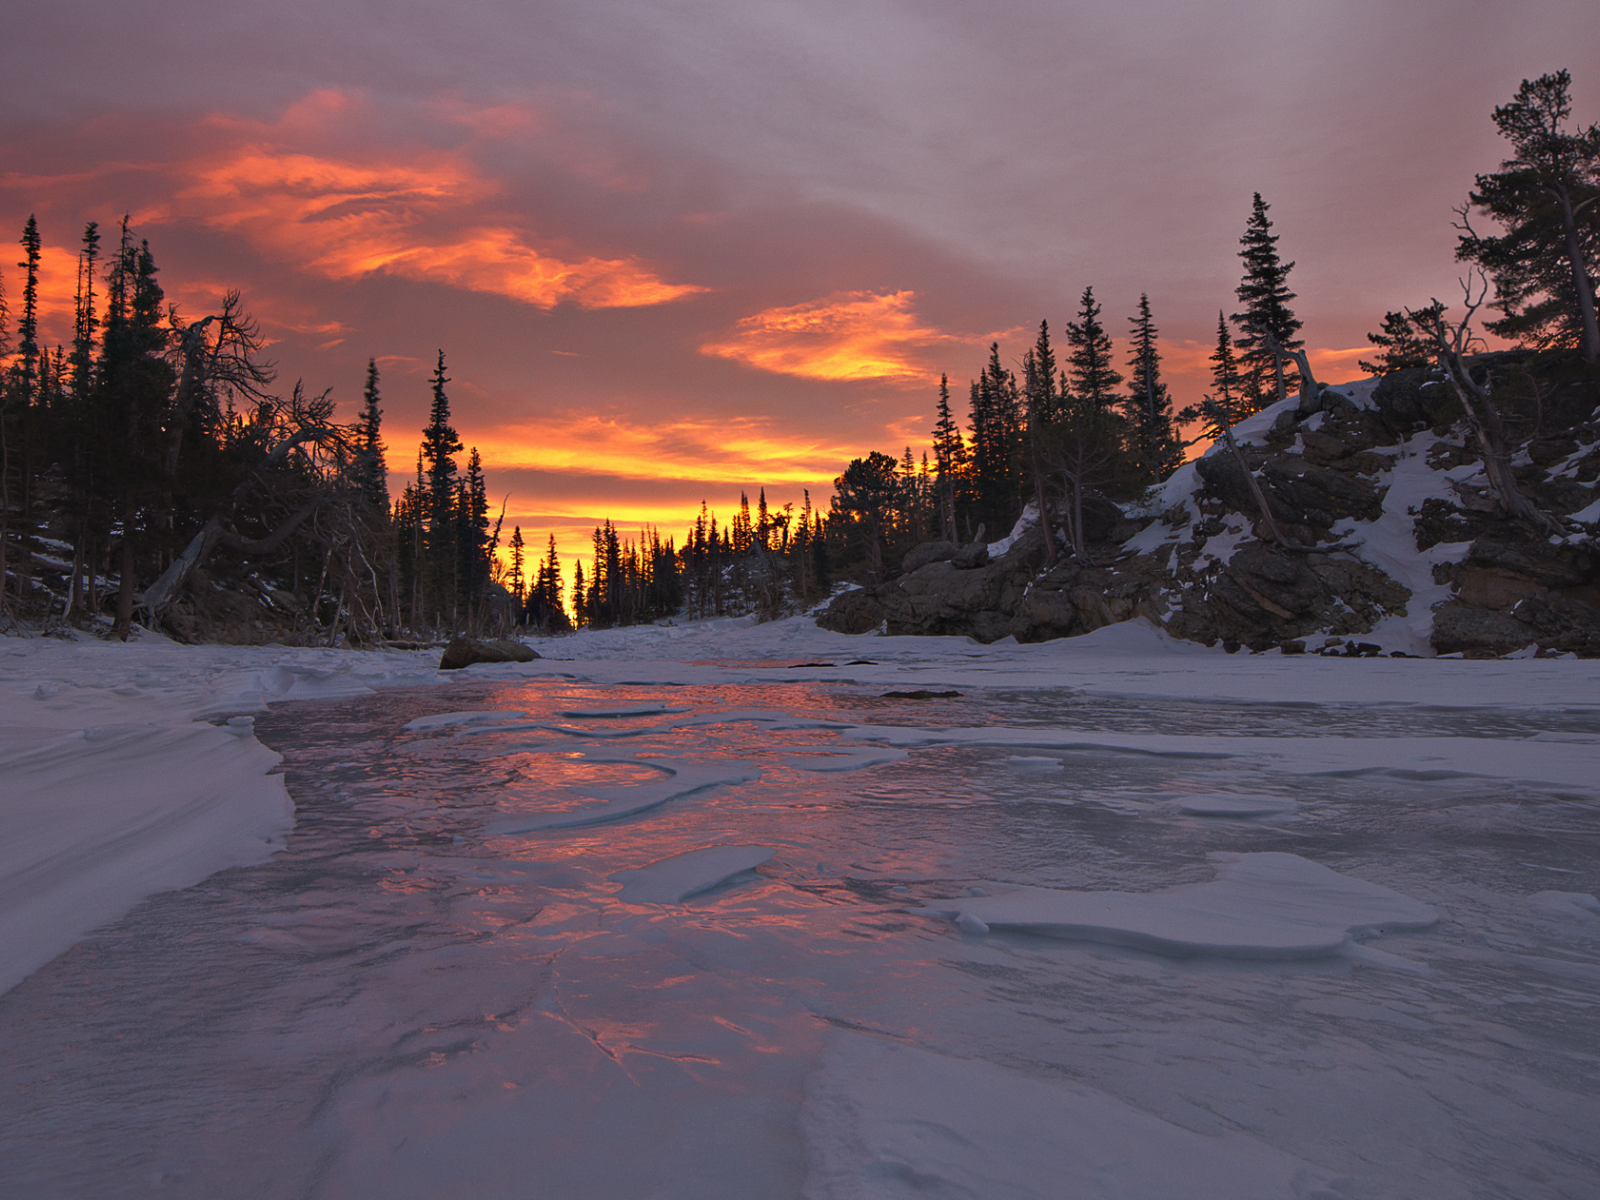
<box><xmin>439</xmin><ymin>637</ymin><xmax>541</xmax><ymax>670</ymax></box>
<box><xmin>901</xmin><ymin>540</ymin><xmax>956</xmax><ymax>573</ymax></box>
<box><xmin>815</xmin><ymin>588</ymin><xmax>887</xmax><ymax>635</ymax></box>
<box><xmin>817</xmin><ymin>353</ymin><xmax>1600</xmax><ymax>656</ymax></box>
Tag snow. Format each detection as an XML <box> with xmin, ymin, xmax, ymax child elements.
<box><xmin>919</xmin><ymin>852</ymin><xmax>1437</xmax><ymax>960</ymax></box>
<box><xmin>802</xmin><ymin>1031</ymin><xmax>1340</xmax><ymax>1200</ymax></box>
<box><xmin>987</xmin><ymin>500</ymin><xmax>1038</xmax><ymax>557</ymax></box>
<box><xmin>4</xmin><ymin>615</ymin><xmax>1600</xmax><ymax>1198</ymax></box>
<box><xmin>609</xmin><ymin>844</ymin><xmax>776</xmax><ymax>903</ymax></box>
<box><xmin>0</xmin><ymin>716</ymin><xmax>292</xmax><ymax>996</ymax></box>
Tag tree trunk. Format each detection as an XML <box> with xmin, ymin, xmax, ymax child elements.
<box><xmin>1556</xmin><ymin>190</ymin><xmax>1600</xmax><ymax>363</ymax></box>
<box><xmin>1219</xmin><ymin>420</ymin><xmax>1287</xmax><ymax>545</ymax></box>
<box><xmin>114</xmin><ymin>518</ymin><xmax>136</xmax><ymax>640</ymax></box>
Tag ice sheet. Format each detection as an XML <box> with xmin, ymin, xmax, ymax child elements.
<box><xmin>609</xmin><ymin>844</ymin><xmax>776</xmax><ymax>903</ymax></box>
<box><xmin>801</xmin><ymin>1031</ymin><xmax>1341</xmax><ymax>1200</ymax></box>
<box><xmin>485</xmin><ymin>760</ymin><xmax>762</xmax><ymax>831</ymax></box>
<box><xmin>920</xmin><ymin>852</ymin><xmax>1437</xmax><ymax>960</ymax></box>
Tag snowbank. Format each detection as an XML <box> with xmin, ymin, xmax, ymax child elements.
<box><xmin>0</xmin><ymin>632</ymin><xmax>441</xmax><ymax>995</ymax></box>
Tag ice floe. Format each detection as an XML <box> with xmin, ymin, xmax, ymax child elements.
<box><xmin>1174</xmin><ymin>793</ymin><xmax>1299</xmax><ymax>816</ymax></box>
<box><xmin>609</xmin><ymin>845</ymin><xmax>776</xmax><ymax>903</ymax></box>
<box><xmin>920</xmin><ymin>852</ymin><xmax>1436</xmax><ymax>960</ymax></box>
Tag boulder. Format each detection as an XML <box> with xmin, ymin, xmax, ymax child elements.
<box><xmin>439</xmin><ymin>637</ymin><xmax>540</xmax><ymax>670</ymax></box>
<box><xmin>1431</xmin><ymin>605</ymin><xmax>1537</xmax><ymax>657</ymax></box>
<box><xmin>901</xmin><ymin>539</ymin><xmax>957</xmax><ymax>573</ymax></box>
<box><xmin>816</xmin><ymin>588</ymin><xmax>887</xmax><ymax>635</ymax></box>
<box><xmin>951</xmin><ymin>539</ymin><xmax>990</xmax><ymax>569</ymax></box>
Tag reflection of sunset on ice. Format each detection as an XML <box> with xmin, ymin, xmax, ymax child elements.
<box><xmin>3</xmin><ymin>620</ymin><xmax>1599</xmax><ymax>1196</ymax></box>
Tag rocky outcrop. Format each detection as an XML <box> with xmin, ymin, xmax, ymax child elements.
<box><xmin>439</xmin><ymin>637</ymin><xmax>541</xmax><ymax>669</ymax></box>
<box><xmin>817</xmin><ymin>353</ymin><xmax>1600</xmax><ymax>656</ymax></box>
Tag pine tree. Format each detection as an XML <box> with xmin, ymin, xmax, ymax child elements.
<box><xmin>1457</xmin><ymin>70</ymin><xmax>1600</xmax><ymax>360</ymax></box>
<box><xmin>69</xmin><ymin>221</ymin><xmax>100</xmax><ymax>401</ymax></box>
<box><xmin>1359</xmin><ymin>305</ymin><xmax>1444</xmax><ymax>376</ymax></box>
<box><xmin>930</xmin><ymin>374</ymin><xmax>964</xmax><ymax>542</ymax></box>
<box><xmin>14</xmin><ymin>215</ymin><xmax>41</xmax><ymax>400</ymax></box>
<box><xmin>355</xmin><ymin>358</ymin><xmax>388</xmax><ymax>509</ymax></box>
<box><xmin>544</xmin><ymin>532</ymin><xmax>562</xmax><ymax>614</ymax></box>
<box><xmin>460</xmin><ymin>447</ymin><xmax>491</xmax><ymax>612</ymax></box>
<box><xmin>507</xmin><ymin>525</ymin><xmax>526</xmax><ymax>608</ymax></box>
<box><xmin>1180</xmin><ymin>312</ymin><xmax>1247</xmax><ymax>440</ymax></box>
<box><xmin>1122</xmin><ymin>294</ymin><xmax>1181</xmax><ymax>485</ymax></box>
<box><xmin>571</xmin><ymin>559</ymin><xmax>586</xmax><ymax>628</ymax></box>
<box><xmin>1022</xmin><ymin>319</ymin><xmax>1060</xmax><ymax>426</ymax></box>
<box><xmin>420</xmin><ymin>350</ymin><xmax>461</xmax><ymax>619</ymax></box>
<box><xmin>1232</xmin><ymin>193</ymin><xmax>1303</xmax><ymax>408</ymax></box>
<box><xmin>1065</xmin><ymin>287</ymin><xmax>1123</xmax><ymax>412</ymax></box>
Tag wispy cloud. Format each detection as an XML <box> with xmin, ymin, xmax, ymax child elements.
<box><xmin>159</xmin><ymin>92</ymin><xmax>703</xmax><ymax>310</ymax></box>
<box><xmin>702</xmin><ymin>289</ymin><xmax>954</xmax><ymax>383</ymax></box>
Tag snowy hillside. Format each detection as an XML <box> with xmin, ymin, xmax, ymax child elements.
<box><xmin>823</xmin><ymin>361</ymin><xmax>1600</xmax><ymax>658</ymax></box>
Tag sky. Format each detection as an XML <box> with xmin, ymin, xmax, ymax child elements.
<box><xmin>3</xmin><ymin>0</ymin><xmax>1598</xmax><ymax>568</ymax></box>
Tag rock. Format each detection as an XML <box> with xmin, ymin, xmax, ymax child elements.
<box><xmin>1511</xmin><ymin>592</ymin><xmax>1600</xmax><ymax>656</ymax></box>
<box><xmin>901</xmin><ymin>539</ymin><xmax>957</xmax><ymax>573</ymax></box>
<box><xmin>439</xmin><ymin>637</ymin><xmax>540</xmax><ymax>670</ymax></box>
<box><xmin>816</xmin><ymin>588</ymin><xmax>887</xmax><ymax>635</ymax></box>
<box><xmin>1431</xmin><ymin>604</ymin><xmax>1537</xmax><ymax>657</ymax></box>
<box><xmin>951</xmin><ymin>539</ymin><xmax>990</xmax><ymax>569</ymax></box>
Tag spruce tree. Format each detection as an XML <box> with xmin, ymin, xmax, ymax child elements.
<box><xmin>355</xmin><ymin>358</ymin><xmax>388</xmax><ymax>509</ymax></box>
<box><xmin>508</xmin><ymin>528</ymin><xmax>526</xmax><ymax>609</ymax></box>
<box><xmin>930</xmin><ymin>373</ymin><xmax>964</xmax><ymax>542</ymax></box>
<box><xmin>544</xmin><ymin>532</ymin><xmax>562</xmax><ymax>614</ymax></box>
<box><xmin>420</xmin><ymin>350</ymin><xmax>461</xmax><ymax>619</ymax></box>
<box><xmin>15</xmin><ymin>215</ymin><xmax>41</xmax><ymax>400</ymax></box>
<box><xmin>1232</xmin><ymin>193</ymin><xmax>1302</xmax><ymax>408</ymax></box>
<box><xmin>1457</xmin><ymin>70</ymin><xmax>1600</xmax><ymax>360</ymax></box>
<box><xmin>1122</xmin><ymin>294</ymin><xmax>1181</xmax><ymax>485</ymax></box>
<box><xmin>1359</xmin><ymin>305</ymin><xmax>1444</xmax><ymax>376</ymax></box>
<box><xmin>69</xmin><ymin>221</ymin><xmax>100</xmax><ymax>401</ymax></box>
<box><xmin>1180</xmin><ymin>312</ymin><xmax>1247</xmax><ymax>440</ymax></box>
<box><xmin>1065</xmin><ymin>287</ymin><xmax>1123</xmax><ymax>412</ymax></box>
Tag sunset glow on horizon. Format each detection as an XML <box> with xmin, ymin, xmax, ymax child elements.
<box><xmin>4</xmin><ymin>1</ymin><xmax>1596</xmax><ymax>574</ymax></box>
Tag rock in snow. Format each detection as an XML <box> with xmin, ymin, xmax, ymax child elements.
<box><xmin>438</xmin><ymin>637</ymin><xmax>540</xmax><ymax>670</ymax></box>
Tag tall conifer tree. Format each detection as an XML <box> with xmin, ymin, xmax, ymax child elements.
<box><xmin>355</xmin><ymin>358</ymin><xmax>388</xmax><ymax>509</ymax></box>
<box><xmin>420</xmin><ymin>350</ymin><xmax>462</xmax><ymax>619</ymax></box>
<box><xmin>14</xmin><ymin>215</ymin><xmax>41</xmax><ymax>400</ymax></box>
<box><xmin>1232</xmin><ymin>193</ymin><xmax>1302</xmax><ymax>408</ymax></box>
<box><xmin>1123</xmin><ymin>294</ymin><xmax>1181</xmax><ymax>484</ymax></box>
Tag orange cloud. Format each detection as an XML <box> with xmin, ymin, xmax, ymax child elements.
<box><xmin>99</xmin><ymin>91</ymin><xmax>705</xmax><ymax>312</ymax></box>
<box><xmin>469</xmin><ymin>411</ymin><xmax>862</xmax><ymax>486</ymax></box>
<box><xmin>702</xmin><ymin>290</ymin><xmax>954</xmax><ymax>384</ymax></box>
<box><xmin>174</xmin><ymin>141</ymin><xmax>700</xmax><ymax>310</ymax></box>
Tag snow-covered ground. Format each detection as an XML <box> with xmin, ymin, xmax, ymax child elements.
<box><xmin>2</xmin><ymin>618</ymin><xmax>1598</xmax><ymax>1198</ymax></box>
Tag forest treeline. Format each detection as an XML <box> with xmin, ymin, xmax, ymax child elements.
<box><xmin>0</xmin><ymin>70</ymin><xmax>1594</xmax><ymax>641</ymax></box>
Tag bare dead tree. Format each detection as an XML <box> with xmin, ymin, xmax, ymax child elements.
<box><xmin>1408</xmin><ymin>273</ymin><xmax>1562</xmax><ymax>533</ymax></box>
<box><xmin>1200</xmin><ymin>392</ymin><xmax>1288</xmax><ymax>546</ymax></box>
<box><xmin>163</xmin><ymin>293</ymin><xmax>276</xmax><ymax>477</ymax></box>
<box><xmin>140</xmin><ymin>382</ymin><xmax>353</xmax><ymax>618</ymax></box>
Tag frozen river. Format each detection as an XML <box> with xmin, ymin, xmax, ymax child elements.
<box><xmin>3</xmin><ymin>630</ymin><xmax>1599</xmax><ymax>1198</ymax></box>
